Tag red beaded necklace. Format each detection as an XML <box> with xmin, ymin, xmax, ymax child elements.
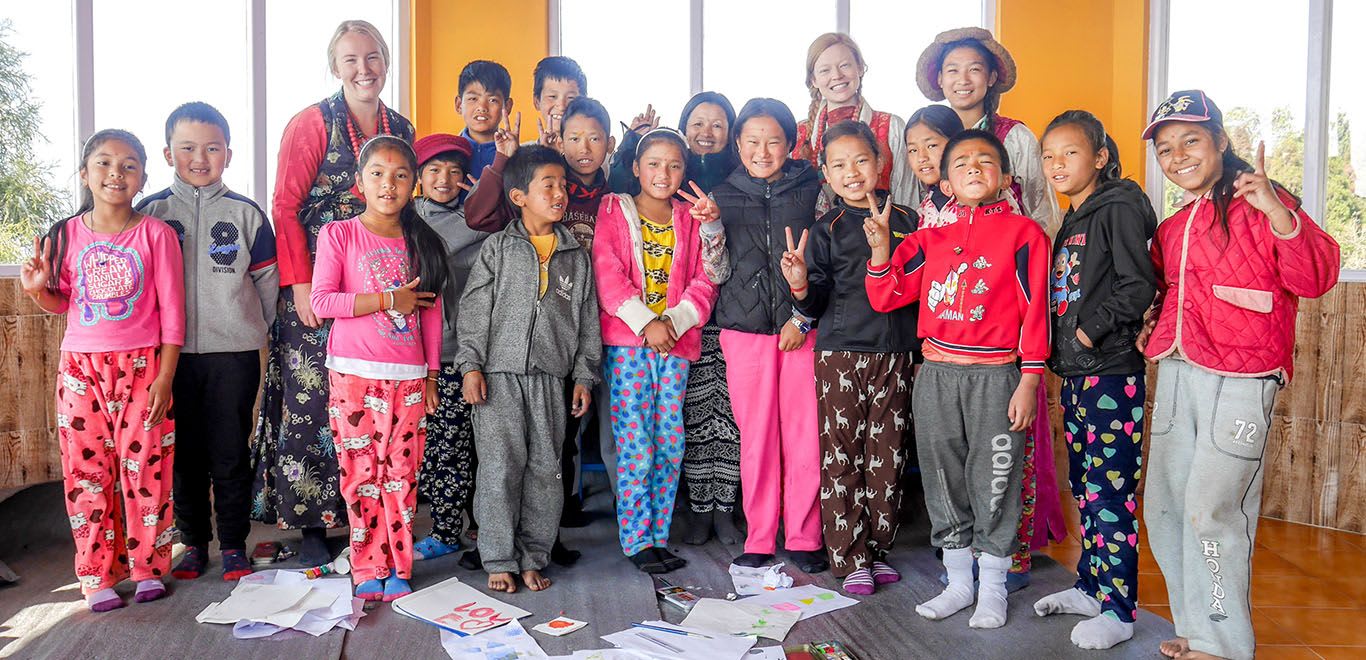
<box><xmin>344</xmin><ymin>104</ymin><xmax>392</xmax><ymax>158</ymax></box>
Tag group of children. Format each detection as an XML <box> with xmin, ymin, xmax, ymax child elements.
<box><xmin>19</xmin><ymin>21</ymin><xmax>1341</xmax><ymax>660</ymax></box>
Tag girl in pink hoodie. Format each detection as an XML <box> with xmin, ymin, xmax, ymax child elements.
<box><xmin>593</xmin><ymin>128</ymin><xmax>720</xmax><ymax>573</ymax></box>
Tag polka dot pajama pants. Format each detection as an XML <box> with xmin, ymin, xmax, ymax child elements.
<box><xmin>604</xmin><ymin>346</ymin><xmax>690</xmax><ymax>555</ymax></box>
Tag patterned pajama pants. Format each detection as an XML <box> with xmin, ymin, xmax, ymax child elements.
<box><xmin>327</xmin><ymin>371</ymin><xmax>427</xmax><ymax>584</ymax></box>
<box><xmin>56</xmin><ymin>348</ymin><xmax>175</xmax><ymax>594</ymax></box>
<box><xmin>814</xmin><ymin>351</ymin><xmax>912</xmax><ymax>578</ymax></box>
<box><xmin>1061</xmin><ymin>372</ymin><xmax>1146</xmax><ymax>623</ymax></box>
<box><xmin>418</xmin><ymin>363</ymin><xmax>474</xmax><ymax>546</ymax></box>
<box><xmin>604</xmin><ymin>346</ymin><xmax>689</xmax><ymax>555</ymax></box>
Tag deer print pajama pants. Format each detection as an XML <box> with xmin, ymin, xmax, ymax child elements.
<box><xmin>56</xmin><ymin>348</ymin><xmax>176</xmax><ymax>594</ymax></box>
<box><xmin>327</xmin><ymin>371</ymin><xmax>427</xmax><ymax>584</ymax></box>
<box><xmin>814</xmin><ymin>351</ymin><xmax>912</xmax><ymax>577</ymax></box>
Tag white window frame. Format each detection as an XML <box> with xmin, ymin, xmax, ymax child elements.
<box><xmin>1149</xmin><ymin>0</ymin><xmax>1362</xmax><ymax>281</ymax></box>
<box><xmin>549</xmin><ymin>0</ymin><xmax>996</xmax><ymax>97</ymax></box>
<box><xmin>64</xmin><ymin>0</ymin><xmax>407</xmax><ymax>209</ymax></box>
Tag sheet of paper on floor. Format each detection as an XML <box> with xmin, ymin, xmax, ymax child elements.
<box><xmin>195</xmin><ymin>582</ymin><xmax>313</xmax><ymax>624</ymax></box>
<box><xmin>393</xmin><ymin>576</ymin><xmax>532</xmax><ymax>636</ymax></box>
<box><xmin>442</xmin><ymin>620</ymin><xmax>547</xmax><ymax>659</ymax></box>
<box><xmin>532</xmin><ymin>616</ymin><xmax>587</xmax><ymax>636</ymax></box>
<box><xmin>230</xmin><ymin>577</ymin><xmax>363</xmax><ymax>638</ymax></box>
<box><xmin>742</xmin><ymin>648</ymin><xmax>787</xmax><ymax>659</ymax></box>
<box><xmin>737</xmin><ymin>584</ymin><xmax>857</xmax><ymax>620</ymax></box>
<box><xmin>545</xmin><ymin>650</ymin><xmax>656</xmax><ymax>660</ymax></box>
<box><xmin>727</xmin><ymin>563</ymin><xmax>792</xmax><ymax>596</ymax></box>
<box><xmin>680</xmin><ymin>598</ymin><xmax>800</xmax><ymax>641</ymax></box>
<box><xmin>600</xmin><ymin>620</ymin><xmax>756</xmax><ymax>660</ymax></box>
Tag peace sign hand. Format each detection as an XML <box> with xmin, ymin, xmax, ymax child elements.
<box><xmin>20</xmin><ymin>235</ymin><xmax>51</xmax><ymax>295</ymax></box>
<box><xmin>454</xmin><ymin>173</ymin><xmax>477</xmax><ymax>195</ymax></box>
<box><xmin>537</xmin><ymin>116</ymin><xmax>562</xmax><ymax>150</ymax></box>
<box><xmin>678</xmin><ymin>181</ymin><xmax>720</xmax><ymax>224</ymax></box>
<box><xmin>780</xmin><ymin>226</ymin><xmax>811</xmax><ymax>295</ymax></box>
<box><xmin>1232</xmin><ymin>142</ymin><xmax>1289</xmax><ymax>219</ymax></box>
<box><xmin>629</xmin><ymin>104</ymin><xmax>659</xmax><ymax>135</ymax></box>
<box><xmin>863</xmin><ymin>196</ymin><xmax>894</xmax><ymax>265</ymax></box>
<box><xmin>494</xmin><ymin>113</ymin><xmax>522</xmax><ymax>158</ymax></box>
<box><xmin>390</xmin><ymin>277</ymin><xmax>437</xmax><ymax>315</ymax></box>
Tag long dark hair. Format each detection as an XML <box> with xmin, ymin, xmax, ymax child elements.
<box><xmin>1043</xmin><ymin>110</ymin><xmax>1122</xmax><ymax>184</ymax></box>
<box><xmin>938</xmin><ymin>39</ymin><xmax>1001</xmax><ymax>132</ymax></box>
<box><xmin>819</xmin><ymin>120</ymin><xmax>880</xmax><ymax>166</ymax></box>
<box><xmin>356</xmin><ymin>136</ymin><xmax>448</xmax><ymax>295</ymax></box>
<box><xmin>44</xmin><ymin>129</ymin><xmax>148</xmax><ymax>290</ymax></box>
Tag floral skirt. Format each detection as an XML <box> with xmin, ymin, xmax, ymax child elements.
<box><xmin>251</xmin><ymin>287</ymin><xmax>346</xmax><ymax>529</ymax></box>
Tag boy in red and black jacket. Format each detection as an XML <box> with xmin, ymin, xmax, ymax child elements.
<box><xmin>864</xmin><ymin>129</ymin><xmax>1049</xmax><ymax>630</ymax></box>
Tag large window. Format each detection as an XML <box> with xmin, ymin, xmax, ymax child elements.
<box><xmin>557</xmin><ymin>0</ymin><xmax>989</xmax><ymax>140</ymax></box>
<box><xmin>94</xmin><ymin>1</ymin><xmax>252</xmax><ymax>195</ymax></box>
<box><xmin>2</xmin><ymin>1</ymin><xmax>404</xmax><ymax>267</ymax></box>
<box><xmin>1156</xmin><ymin>0</ymin><xmax>1363</xmax><ymax>273</ymax></box>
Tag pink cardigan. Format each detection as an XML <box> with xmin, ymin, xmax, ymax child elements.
<box><xmin>592</xmin><ymin>194</ymin><xmax>717</xmax><ymax>362</ymax></box>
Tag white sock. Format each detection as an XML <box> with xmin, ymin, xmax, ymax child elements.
<box><xmin>1033</xmin><ymin>587</ymin><xmax>1103</xmax><ymax>617</ymax></box>
<box><xmin>969</xmin><ymin>553</ymin><xmax>1011</xmax><ymax>629</ymax></box>
<box><xmin>916</xmin><ymin>547</ymin><xmax>975</xmax><ymax>620</ymax></box>
<box><xmin>1071</xmin><ymin>613</ymin><xmax>1134</xmax><ymax>650</ymax></box>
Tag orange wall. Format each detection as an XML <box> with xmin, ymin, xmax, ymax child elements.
<box><xmin>409</xmin><ymin>0</ymin><xmax>548</xmax><ymax>141</ymax></box>
<box><xmin>409</xmin><ymin>0</ymin><xmax>1149</xmax><ymax>184</ymax></box>
<box><xmin>995</xmin><ymin>0</ymin><xmax>1150</xmax><ymax>186</ymax></box>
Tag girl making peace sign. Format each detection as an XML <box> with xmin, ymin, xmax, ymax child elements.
<box><xmin>781</xmin><ymin>121</ymin><xmax>919</xmax><ymax>595</ymax></box>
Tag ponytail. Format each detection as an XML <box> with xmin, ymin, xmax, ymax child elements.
<box><xmin>1209</xmin><ymin>129</ymin><xmax>1254</xmax><ymax>238</ymax></box>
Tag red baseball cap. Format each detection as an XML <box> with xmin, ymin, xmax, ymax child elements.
<box><xmin>1142</xmin><ymin>90</ymin><xmax>1222</xmax><ymax>140</ymax></box>
<box><xmin>413</xmin><ymin>133</ymin><xmax>473</xmax><ymax>168</ymax></box>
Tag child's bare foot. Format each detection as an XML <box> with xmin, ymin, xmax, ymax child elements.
<box><xmin>487</xmin><ymin>572</ymin><xmax>517</xmax><ymax>593</ymax></box>
<box><xmin>521</xmin><ymin>569</ymin><xmax>552</xmax><ymax>591</ymax></box>
<box><xmin>1159</xmin><ymin>638</ymin><xmax>1189</xmax><ymax>658</ymax></box>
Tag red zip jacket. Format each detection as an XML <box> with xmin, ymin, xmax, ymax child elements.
<box><xmin>1144</xmin><ymin>189</ymin><xmax>1339</xmax><ymax>381</ymax></box>
<box><xmin>865</xmin><ymin>198</ymin><xmax>1051</xmax><ymax>375</ymax></box>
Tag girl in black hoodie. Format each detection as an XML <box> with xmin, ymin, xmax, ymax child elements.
<box><xmin>1032</xmin><ymin>110</ymin><xmax>1157</xmax><ymax>651</ymax></box>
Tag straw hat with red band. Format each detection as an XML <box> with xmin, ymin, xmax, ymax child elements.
<box><xmin>1141</xmin><ymin>90</ymin><xmax>1222</xmax><ymax>140</ymax></box>
<box><xmin>413</xmin><ymin>133</ymin><xmax>473</xmax><ymax>168</ymax></box>
<box><xmin>915</xmin><ymin>27</ymin><xmax>1017</xmax><ymax>102</ymax></box>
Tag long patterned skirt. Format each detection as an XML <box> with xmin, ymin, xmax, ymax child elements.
<box><xmin>250</xmin><ymin>287</ymin><xmax>347</xmax><ymax>529</ymax></box>
<box><xmin>680</xmin><ymin>324</ymin><xmax>742</xmax><ymax>514</ymax></box>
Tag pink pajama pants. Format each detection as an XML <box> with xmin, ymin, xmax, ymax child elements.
<box><xmin>327</xmin><ymin>371</ymin><xmax>427</xmax><ymax>584</ymax></box>
<box><xmin>55</xmin><ymin>348</ymin><xmax>175</xmax><ymax>594</ymax></box>
<box><xmin>719</xmin><ymin>330</ymin><xmax>822</xmax><ymax>554</ymax></box>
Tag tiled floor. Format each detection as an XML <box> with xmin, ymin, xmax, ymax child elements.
<box><xmin>1039</xmin><ymin>504</ymin><xmax>1366</xmax><ymax>659</ymax></box>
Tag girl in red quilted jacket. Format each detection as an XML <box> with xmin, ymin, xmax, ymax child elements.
<box><xmin>1138</xmin><ymin>90</ymin><xmax>1339</xmax><ymax>660</ymax></box>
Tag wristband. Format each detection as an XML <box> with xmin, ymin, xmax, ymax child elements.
<box><xmin>790</xmin><ymin>284</ymin><xmax>808</xmax><ymax>294</ymax></box>
<box><xmin>386</xmin><ymin>291</ymin><xmax>395</xmax><ymax>310</ymax></box>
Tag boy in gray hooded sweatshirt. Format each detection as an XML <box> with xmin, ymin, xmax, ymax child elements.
<box><xmin>456</xmin><ymin>145</ymin><xmax>601</xmax><ymax>593</ymax></box>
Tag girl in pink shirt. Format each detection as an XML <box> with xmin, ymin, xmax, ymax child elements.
<box><xmin>309</xmin><ymin>135</ymin><xmax>445</xmax><ymax>601</ymax></box>
<box><xmin>20</xmin><ymin>129</ymin><xmax>185</xmax><ymax>612</ymax></box>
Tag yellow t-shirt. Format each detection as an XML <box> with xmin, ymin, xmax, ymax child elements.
<box><xmin>529</xmin><ymin>233</ymin><xmax>557</xmax><ymax>297</ymax></box>
<box><xmin>640</xmin><ymin>215</ymin><xmax>675</xmax><ymax>315</ymax></box>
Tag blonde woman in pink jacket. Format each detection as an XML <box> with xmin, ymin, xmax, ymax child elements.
<box><xmin>593</xmin><ymin>128</ymin><xmax>723</xmax><ymax>574</ymax></box>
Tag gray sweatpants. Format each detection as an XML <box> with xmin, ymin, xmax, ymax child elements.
<box><xmin>472</xmin><ymin>372</ymin><xmax>566</xmax><ymax>575</ymax></box>
<box><xmin>912</xmin><ymin>361</ymin><xmax>1025</xmax><ymax>558</ymax></box>
<box><xmin>1145</xmin><ymin>358</ymin><xmax>1278</xmax><ymax>660</ymax></box>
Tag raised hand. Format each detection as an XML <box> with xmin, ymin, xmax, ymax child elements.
<box><xmin>537</xmin><ymin>115</ymin><xmax>562</xmax><ymax>150</ymax></box>
<box><xmin>390</xmin><ymin>277</ymin><xmax>437</xmax><ymax>314</ymax></box>
<box><xmin>629</xmin><ymin>104</ymin><xmax>659</xmax><ymax>135</ymax></box>
<box><xmin>495</xmin><ymin>112</ymin><xmax>522</xmax><ymax>158</ymax></box>
<box><xmin>863</xmin><ymin>195</ymin><xmax>893</xmax><ymax>264</ymax></box>
<box><xmin>455</xmin><ymin>173</ymin><xmax>477</xmax><ymax>195</ymax></box>
<box><xmin>677</xmin><ymin>181</ymin><xmax>719</xmax><ymax>224</ymax></box>
<box><xmin>1232</xmin><ymin>142</ymin><xmax>1292</xmax><ymax>227</ymax></box>
<box><xmin>19</xmin><ymin>235</ymin><xmax>51</xmax><ymax>295</ymax></box>
<box><xmin>780</xmin><ymin>226</ymin><xmax>811</xmax><ymax>295</ymax></box>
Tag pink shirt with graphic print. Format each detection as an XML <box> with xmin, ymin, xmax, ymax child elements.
<box><xmin>310</xmin><ymin>217</ymin><xmax>443</xmax><ymax>378</ymax></box>
<box><xmin>55</xmin><ymin>215</ymin><xmax>185</xmax><ymax>353</ymax></box>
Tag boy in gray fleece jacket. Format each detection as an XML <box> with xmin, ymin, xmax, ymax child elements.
<box><xmin>456</xmin><ymin>146</ymin><xmax>601</xmax><ymax>593</ymax></box>
<box><xmin>136</xmin><ymin>102</ymin><xmax>278</xmax><ymax>581</ymax></box>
